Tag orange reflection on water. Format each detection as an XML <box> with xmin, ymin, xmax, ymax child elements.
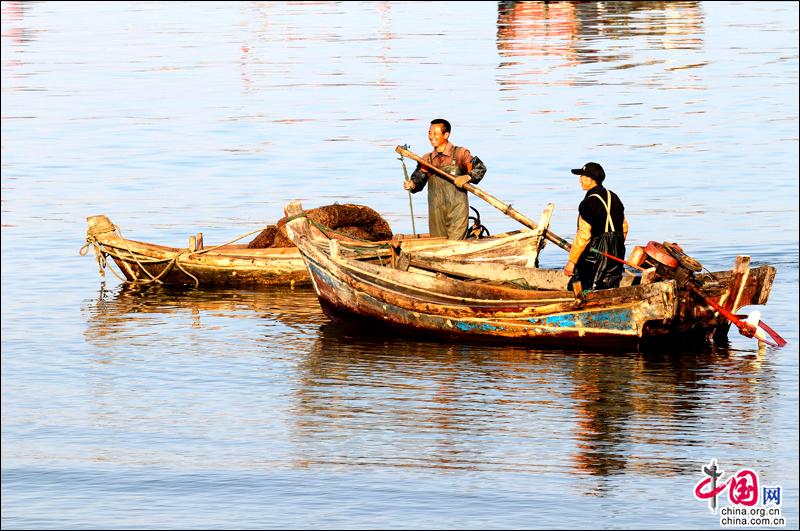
<box><xmin>497</xmin><ymin>1</ymin><xmax>580</xmax><ymax>65</ymax></box>
<box><xmin>496</xmin><ymin>1</ymin><xmax>705</xmax><ymax>90</ymax></box>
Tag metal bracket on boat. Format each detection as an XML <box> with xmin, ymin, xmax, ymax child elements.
<box><xmin>663</xmin><ymin>242</ymin><xmax>703</xmax><ymax>272</ymax></box>
<box><xmin>641</xmin><ymin>241</ymin><xmax>700</xmax><ymax>288</ymax></box>
<box><xmin>464</xmin><ymin>206</ymin><xmax>490</xmax><ymax>240</ymax></box>
<box><xmin>570</xmin><ymin>279</ymin><xmax>586</xmax><ymax>302</ymax></box>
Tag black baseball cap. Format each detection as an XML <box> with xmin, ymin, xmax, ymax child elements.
<box><xmin>571</xmin><ymin>162</ymin><xmax>605</xmax><ymax>183</ymax></box>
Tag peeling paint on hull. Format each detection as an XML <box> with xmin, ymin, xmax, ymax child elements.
<box><xmin>285</xmin><ymin>201</ymin><xmax>777</xmax><ymax>350</ymax></box>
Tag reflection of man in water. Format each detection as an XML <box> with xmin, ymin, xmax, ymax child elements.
<box><xmin>570</xmin><ymin>356</ymin><xmax>635</xmax><ymax>479</ymax></box>
<box><xmin>403</xmin><ymin>119</ymin><xmax>487</xmax><ymax>240</ymax></box>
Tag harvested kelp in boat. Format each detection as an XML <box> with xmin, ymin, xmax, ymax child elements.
<box><xmin>248</xmin><ymin>203</ymin><xmax>393</xmax><ymax>248</ymax></box>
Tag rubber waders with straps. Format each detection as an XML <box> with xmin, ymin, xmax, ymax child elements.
<box><xmin>427</xmin><ymin>147</ymin><xmax>469</xmax><ymax>240</ymax></box>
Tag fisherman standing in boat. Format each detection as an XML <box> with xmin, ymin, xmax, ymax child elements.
<box><xmin>564</xmin><ymin>162</ymin><xmax>628</xmax><ymax>291</ymax></box>
<box><xmin>403</xmin><ymin>118</ymin><xmax>487</xmax><ymax>239</ymax></box>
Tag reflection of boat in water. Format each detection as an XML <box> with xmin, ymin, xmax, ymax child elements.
<box><xmin>81</xmin><ymin>282</ymin><xmax>778</xmax><ymax>482</ymax></box>
<box><xmin>569</xmin><ymin>346</ymin><xmax>776</xmax><ymax>485</ymax></box>
<box><xmin>497</xmin><ymin>1</ymin><xmax>581</xmax><ymax>63</ymax></box>
<box><xmin>83</xmin><ymin>282</ymin><xmax>324</xmax><ymax>344</ymax></box>
<box><xmin>285</xmin><ymin>201</ymin><xmax>777</xmax><ymax>350</ymax></box>
<box><xmin>292</xmin><ymin>322</ymin><xmax>775</xmax><ymax>478</ymax></box>
<box><xmin>83</xmin><ymin>213</ymin><xmax>548</xmax><ymax>289</ymax></box>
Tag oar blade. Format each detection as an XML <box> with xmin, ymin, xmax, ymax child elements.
<box><xmin>756</xmin><ymin>319</ymin><xmax>788</xmax><ymax>348</ymax></box>
<box><xmin>740</xmin><ymin>311</ymin><xmax>786</xmax><ymax>348</ymax></box>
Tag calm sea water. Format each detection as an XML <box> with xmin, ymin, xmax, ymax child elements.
<box><xmin>2</xmin><ymin>1</ymin><xmax>798</xmax><ymax>529</ymax></box>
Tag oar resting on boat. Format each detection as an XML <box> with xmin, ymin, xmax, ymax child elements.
<box><xmin>395</xmin><ymin>145</ymin><xmax>574</xmax><ymax>251</ymax></box>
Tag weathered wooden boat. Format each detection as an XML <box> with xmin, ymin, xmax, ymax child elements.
<box><xmin>83</xmin><ymin>209</ymin><xmax>551</xmax><ymax>288</ymax></box>
<box><xmin>284</xmin><ymin>200</ymin><xmax>780</xmax><ymax>349</ymax></box>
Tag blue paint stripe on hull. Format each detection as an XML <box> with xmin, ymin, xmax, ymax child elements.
<box><xmin>532</xmin><ymin>309</ymin><xmax>636</xmax><ymax>331</ymax></box>
<box><xmin>308</xmin><ymin>260</ymin><xmax>641</xmax><ymax>340</ymax></box>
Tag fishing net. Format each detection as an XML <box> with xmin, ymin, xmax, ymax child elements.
<box><xmin>247</xmin><ymin>203</ymin><xmax>393</xmax><ymax>248</ymax></box>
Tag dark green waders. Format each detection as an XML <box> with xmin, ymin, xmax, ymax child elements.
<box><xmin>427</xmin><ymin>148</ymin><xmax>469</xmax><ymax>240</ymax></box>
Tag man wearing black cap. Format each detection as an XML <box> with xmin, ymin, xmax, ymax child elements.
<box><xmin>564</xmin><ymin>162</ymin><xmax>628</xmax><ymax>291</ymax></box>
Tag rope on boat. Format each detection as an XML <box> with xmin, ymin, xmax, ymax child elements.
<box><xmin>187</xmin><ymin>227</ymin><xmax>266</xmax><ymax>256</ymax></box>
<box><xmin>82</xmin><ymin>222</ymin><xmax>204</xmax><ymax>287</ymax></box>
<box><xmin>79</xmin><ymin>236</ymin><xmax>114</xmax><ymax>279</ymax></box>
<box><xmin>81</xmin><ymin>212</ymin><xmax>393</xmax><ymax>286</ymax></box>
<box><xmin>83</xmin><ymin>222</ymin><xmax>296</xmax><ymax>287</ymax></box>
<box><xmin>81</xmin><ymin>220</ymin><xmax>131</xmax><ymax>282</ymax></box>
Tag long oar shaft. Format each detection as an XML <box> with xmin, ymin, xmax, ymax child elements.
<box><xmin>395</xmin><ymin>145</ymin><xmax>572</xmax><ymax>251</ymax></box>
<box><xmin>591</xmin><ymin>247</ymin><xmax>644</xmax><ymax>271</ymax></box>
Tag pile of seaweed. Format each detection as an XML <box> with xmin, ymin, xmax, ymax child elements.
<box><xmin>247</xmin><ymin>203</ymin><xmax>393</xmax><ymax>248</ymax></box>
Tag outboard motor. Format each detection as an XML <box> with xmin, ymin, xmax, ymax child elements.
<box><xmin>630</xmin><ymin>241</ymin><xmax>786</xmax><ymax>347</ymax></box>
<box><xmin>636</xmin><ymin>241</ymin><xmax>703</xmax><ymax>287</ymax></box>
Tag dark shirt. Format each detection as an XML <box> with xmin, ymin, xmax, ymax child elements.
<box><xmin>578</xmin><ymin>185</ymin><xmax>625</xmax><ymax>237</ymax></box>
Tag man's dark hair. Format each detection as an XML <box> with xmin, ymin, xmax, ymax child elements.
<box><xmin>431</xmin><ymin>118</ymin><xmax>451</xmax><ymax>135</ymax></box>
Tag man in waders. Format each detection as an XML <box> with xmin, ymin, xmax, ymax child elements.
<box><xmin>403</xmin><ymin>118</ymin><xmax>487</xmax><ymax>239</ymax></box>
<box><xmin>563</xmin><ymin>162</ymin><xmax>629</xmax><ymax>291</ymax></box>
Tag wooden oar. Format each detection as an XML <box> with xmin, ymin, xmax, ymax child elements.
<box><xmin>395</xmin><ymin>145</ymin><xmax>573</xmax><ymax>252</ymax></box>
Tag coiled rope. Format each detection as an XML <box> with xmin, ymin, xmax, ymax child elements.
<box><xmin>82</xmin><ymin>222</ymin><xmax>269</xmax><ymax>288</ymax></box>
<box><xmin>81</xmin><ymin>211</ymin><xmax>392</xmax><ymax>287</ymax></box>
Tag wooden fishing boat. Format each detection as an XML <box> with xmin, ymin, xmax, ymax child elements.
<box><xmin>83</xmin><ymin>211</ymin><xmax>551</xmax><ymax>288</ymax></box>
<box><xmin>284</xmin><ymin>200</ymin><xmax>779</xmax><ymax>349</ymax></box>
